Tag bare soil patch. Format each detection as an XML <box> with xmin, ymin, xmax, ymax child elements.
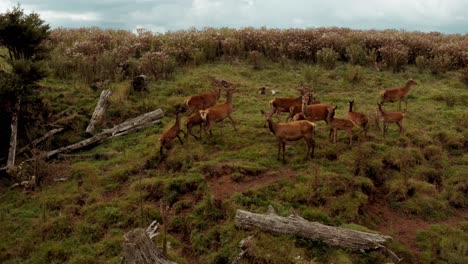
<box><xmin>366</xmin><ymin>199</ymin><xmax>467</xmax><ymax>257</ymax></box>
<box><xmin>207</xmin><ymin>166</ymin><xmax>296</xmax><ymax>200</ymax></box>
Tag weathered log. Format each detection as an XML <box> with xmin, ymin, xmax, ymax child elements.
<box><xmin>122</xmin><ymin>228</ymin><xmax>176</xmax><ymax>264</ymax></box>
<box><xmin>86</xmin><ymin>89</ymin><xmax>112</xmax><ymax>134</ymax></box>
<box><xmin>6</xmin><ymin>100</ymin><xmax>20</xmax><ymax>173</ymax></box>
<box><xmin>16</xmin><ymin>127</ymin><xmax>64</xmax><ymax>157</ymax></box>
<box><xmin>44</xmin><ymin>109</ymin><xmax>164</xmax><ymax>159</ymax></box>
<box><xmin>235</xmin><ymin>207</ymin><xmax>392</xmax><ymax>251</ymax></box>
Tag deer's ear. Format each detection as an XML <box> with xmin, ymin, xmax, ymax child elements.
<box><xmin>260</xmin><ymin>110</ymin><xmax>265</xmax><ymax>115</ymax></box>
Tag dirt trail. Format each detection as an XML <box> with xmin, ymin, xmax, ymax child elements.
<box><xmin>366</xmin><ymin>199</ymin><xmax>467</xmax><ymax>256</ymax></box>
<box><xmin>208</xmin><ymin>167</ymin><xmax>296</xmax><ymax>200</ymax></box>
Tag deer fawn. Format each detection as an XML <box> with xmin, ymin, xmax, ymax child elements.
<box><xmin>380</xmin><ymin>79</ymin><xmax>417</xmax><ymax>111</ymax></box>
<box><xmin>199</xmin><ymin>88</ymin><xmax>238</xmax><ymax>136</ymax></box>
<box><xmin>183</xmin><ymin>80</ymin><xmax>232</xmax><ymax>115</ymax></box>
<box><xmin>293</xmin><ymin>94</ymin><xmax>331</xmax><ymax>123</ymax></box>
<box><xmin>348</xmin><ymin>100</ymin><xmax>369</xmax><ymax>140</ymax></box>
<box><xmin>377</xmin><ymin>102</ymin><xmax>405</xmax><ymax>137</ymax></box>
<box><xmin>159</xmin><ymin>109</ymin><xmax>186</xmax><ymax>157</ymax></box>
<box><xmin>326</xmin><ymin>106</ymin><xmax>355</xmax><ymax>145</ymax></box>
<box><xmin>261</xmin><ymin>110</ymin><xmax>316</xmax><ymax>162</ymax></box>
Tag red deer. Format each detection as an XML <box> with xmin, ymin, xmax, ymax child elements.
<box><xmin>159</xmin><ymin>110</ymin><xmax>186</xmax><ymax>156</ymax></box>
<box><xmin>183</xmin><ymin>80</ymin><xmax>232</xmax><ymax>115</ymax></box>
<box><xmin>286</xmin><ymin>94</ymin><xmax>321</xmax><ymax>121</ymax></box>
<box><xmin>326</xmin><ymin>106</ymin><xmax>355</xmax><ymax>145</ymax></box>
<box><xmin>268</xmin><ymin>85</ymin><xmax>309</xmax><ymax>120</ymax></box>
<box><xmin>380</xmin><ymin>79</ymin><xmax>417</xmax><ymax>111</ymax></box>
<box><xmin>293</xmin><ymin>94</ymin><xmax>332</xmax><ymax>123</ymax></box>
<box><xmin>377</xmin><ymin>102</ymin><xmax>405</xmax><ymax>137</ymax></box>
<box><xmin>199</xmin><ymin>88</ymin><xmax>238</xmax><ymax>136</ymax></box>
<box><xmin>348</xmin><ymin>100</ymin><xmax>369</xmax><ymax>140</ymax></box>
<box><xmin>185</xmin><ymin>112</ymin><xmax>204</xmax><ymax>140</ymax></box>
<box><xmin>261</xmin><ymin>110</ymin><xmax>316</xmax><ymax>162</ymax></box>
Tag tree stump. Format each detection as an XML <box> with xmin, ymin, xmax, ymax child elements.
<box><xmin>122</xmin><ymin>228</ymin><xmax>176</xmax><ymax>264</ymax></box>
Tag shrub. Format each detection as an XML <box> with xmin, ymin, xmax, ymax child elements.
<box><xmin>415</xmin><ymin>55</ymin><xmax>428</xmax><ymax>73</ymax></box>
<box><xmin>417</xmin><ymin>224</ymin><xmax>468</xmax><ymax>264</ymax></box>
<box><xmin>140</xmin><ymin>51</ymin><xmax>176</xmax><ymax>80</ymax></box>
<box><xmin>379</xmin><ymin>43</ymin><xmax>409</xmax><ymax>72</ymax></box>
<box><xmin>428</xmin><ymin>54</ymin><xmax>453</xmax><ymax>75</ymax></box>
<box><xmin>248</xmin><ymin>50</ymin><xmax>264</xmax><ymax>70</ymax></box>
<box><xmin>316</xmin><ymin>48</ymin><xmax>339</xmax><ymax>69</ymax></box>
<box><xmin>461</xmin><ymin>67</ymin><xmax>468</xmax><ymax>86</ymax></box>
<box><xmin>345</xmin><ymin>44</ymin><xmax>367</xmax><ymax>65</ymax></box>
<box><xmin>344</xmin><ymin>65</ymin><xmax>363</xmax><ymax>84</ymax></box>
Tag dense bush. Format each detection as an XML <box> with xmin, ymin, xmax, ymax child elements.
<box><xmin>316</xmin><ymin>48</ymin><xmax>339</xmax><ymax>69</ymax></box>
<box><xmin>379</xmin><ymin>43</ymin><xmax>409</xmax><ymax>72</ymax></box>
<box><xmin>428</xmin><ymin>54</ymin><xmax>453</xmax><ymax>75</ymax></box>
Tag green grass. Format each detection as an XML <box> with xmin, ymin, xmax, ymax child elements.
<box><xmin>1</xmin><ymin>60</ymin><xmax>467</xmax><ymax>263</ymax></box>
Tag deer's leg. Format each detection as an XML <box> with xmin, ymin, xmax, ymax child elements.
<box><xmin>304</xmin><ymin>138</ymin><xmax>310</xmax><ymax>161</ymax></box>
<box><xmin>333</xmin><ymin>129</ymin><xmax>337</xmax><ymax>144</ymax></box>
<box><xmin>277</xmin><ymin>141</ymin><xmax>281</xmax><ymax>160</ymax></box>
<box><xmin>348</xmin><ymin>130</ymin><xmax>353</xmax><ymax>146</ymax></box>
<box><xmin>177</xmin><ymin>135</ymin><xmax>184</xmax><ymax>145</ymax></box>
<box><xmin>399</xmin><ymin>100</ymin><xmax>402</xmax><ymax>111</ymax></box>
<box><xmin>397</xmin><ymin>121</ymin><xmax>403</xmax><ymax>135</ymax></box>
<box><xmin>228</xmin><ymin>114</ymin><xmax>237</xmax><ymax>131</ymax></box>
<box><xmin>282</xmin><ymin>142</ymin><xmax>286</xmax><ymax>162</ymax></box>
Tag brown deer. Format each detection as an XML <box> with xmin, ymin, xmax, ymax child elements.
<box><xmin>159</xmin><ymin>110</ymin><xmax>186</xmax><ymax>156</ymax></box>
<box><xmin>183</xmin><ymin>80</ymin><xmax>232</xmax><ymax>115</ymax></box>
<box><xmin>261</xmin><ymin>110</ymin><xmax>316</xmax><ymax>162</ymax></box>
<box><xmin>268</xmin><ymin>85</ymin><xmax>309</xmax><ymax>120</ymax></box>
<box><xmin>380</xmin><ymin>79</ymin><xmax>417</xmax><ymax>111</ymax></box>
<box><xmin>326</xmin><ymin>106</ymin><xmax>355</xmax><ymax>145</ymax></box>
<box><xmin>199</xmin><ymin>88</ymin><xmax>238</xmax><ymax>136</ymax></box>
<box><xmin>286</xmin><ymin>93</ymin><xmax>321</xmax><ymax>121</ymax></box>
<box><xmin>293</xmin><ymin>94</ymin><xmax>332</xmax><ymax>123</ymax></box>
<box><xmin>185</xmin><ymin>112</ymin><xmax>204</xmax><ymax>140</ymax></box>
<box><xmin>377</xmin><ymin>102</ymin><xmax>405</xmax><ymax>137</ymax></box>
<box><xmin>348</xmin><ymin>100</ymin><xmax>369</xmax><ymax>140</ymax></box>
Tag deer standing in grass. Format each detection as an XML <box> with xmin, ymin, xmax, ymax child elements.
<box><xmin>380</xmin><ymin>79</ymin><xmax>417</xmax><ymax>111</ymax></box>
<box><xmin>159</xmin><ymin>109</ymin><xmax>186</xmax><ymax>157</ymax></box>
<box><xmin>377</xmin><ymin>102</ymin><xmax>405</xmax><ymax>137</ymax></box>
<box><xmin>268</xmin><ymin>85</ymin><xmax>309</xmax><ymax>121</ymax></box>
<box><xmin>286</xmin><ymin>93</ymin><xmax>321</xmax><ymax>121</ymax></box>
<box><xmin>326</xmin><ymin>106</ymin><xmax>355</xmax><ymax>145</ymax></box>
<box><xmin>199</xmin><ymin>87</ymin><xmax>238</xmax><ymax>136</ymax></box>
<box><xmin>348</xmin><ymin>100</ymin><xmax>369</xmax><ymax>140</ymax></box>
<box><xmin>293</xmin><ymin>94</ymin><xmax>332</xmax><ymax>123</ymax></box>
<box><xmin>261</xmin><ymin>110</ymin><xmax>316</xmax><ymax>162</ymax></box>
<box><xmin>183</xmin><ymin>80</ymin><xmax>232</xmax><ymax>115</ymax></box>
<box><xmin>185</xmin><ymin>112</ymin><xmax>204</xmax><ymax>140</ymax></box>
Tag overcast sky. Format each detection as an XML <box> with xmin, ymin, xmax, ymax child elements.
<box><xmin>1</xmin><ymin>0</ymin><xmax>467</xmax><ymax>34</ymax></box>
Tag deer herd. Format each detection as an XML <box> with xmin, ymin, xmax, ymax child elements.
<box><xmin>159</xmin><ymin>78</ymin><xmax>418</xmax><ymax>161</ymax></box>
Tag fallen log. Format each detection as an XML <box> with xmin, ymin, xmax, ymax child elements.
<box><xmin>122</xmin><ymin>228</ymin><xmax>176</xmax><ymax>264</ymax></box>
<box><xmin>235</xmin><ymin>206</ymin><xmax>392</xmax><ymax>252</ymax></box>
<box><xmin>44</xmin><ymin>109</ymin><xmax>164</xmax><ymax>159</ymax></box>
<box><xmin>86</xmin><ymin>89</ymin><xmax>112</xmax><ymax>134</ymax></box>
<box><xmin>16</xmin><ymin>127</ymin><xmax>64</xmax><ymax>157</ymax></box>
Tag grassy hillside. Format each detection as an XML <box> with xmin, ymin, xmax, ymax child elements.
<box><xmin>1</xmin><ymin>60</ymin><xmax>467</xmax><ymax>263</ymax></box>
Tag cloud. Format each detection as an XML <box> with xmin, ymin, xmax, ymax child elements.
<box><xmin>0</xmin><ymin>0</ymin><xmax>467</xmax><ymax>33</ymax></box>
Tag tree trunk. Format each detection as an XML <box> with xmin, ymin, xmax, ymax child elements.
<box><xmin>122</xmin><ymin>228</ymin><xmax>176</xmax><ymax>264</ymax></box>
<box><xmin>235</xmin><ymin>207</ymin><xmax>392</xmax><ymax>251</ymax></box>
<box><xmin>44</xmin><ymin>109</ymin><xmax>163</xmax><ymax>159</ymax></box>
<box><xmin>6</xmin><ymin>100</ymin><xmax>20</xmax><ymax>173</ymax></box>
<box><xmin>86</xmin><ymin>89</ymin><xmax>112</xmax><ymax>134</ymax></box>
